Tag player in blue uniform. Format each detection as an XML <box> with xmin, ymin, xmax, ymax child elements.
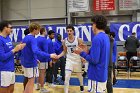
<box><xmin>20</xmin><ymin>23</ymin><xmax>57</xmax><ymax>93</ymax></box>
<box><xmin>74</xmin><ymin>15</ymin><xmax>110</xmax><ymax>93</ymax></box>
<box><xmin>36</xmin><ymin>27</ymin><xmax>50</xmax><ymax>92</ymax></box>
<box><xmin>0</xmin><ymin>21</ymin><xmax>25</xmax><ymax>93</ymax></box>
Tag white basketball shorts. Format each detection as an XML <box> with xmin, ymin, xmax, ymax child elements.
<box><xmin>38</xmin><ymin>62</ymin><xmax>48</xmax><ymax>70</ymax></box>
<box><xmin>23</xmin><ymin>66</ymin><xmax>39</xmax><ymax>78</ymax></box>
<box><xmin>65</xmin><ymin>61</ymin><xmax>82</xmax><ymax>73</ymax></box>
<box><xmin>88</xmin><ymin>79</ymin><xmax>107</xmax><ymax>93</ymax></box>
<box><xmin>0</xmin><ymin>71</ymin><xmax>15</xmax><ymax>87</ymax></box>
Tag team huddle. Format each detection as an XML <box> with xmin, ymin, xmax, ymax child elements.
<box><xmin>0</xmin><ymin>15</ymin><xmax>111</xmax><ymax>93</ymax></box>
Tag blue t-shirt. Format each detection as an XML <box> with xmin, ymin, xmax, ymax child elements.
<box><xmin>0</xmin><ymin>35</ymin><xmax>14</xmax><ymax>72</ymax></box>
<box><xmin>80</xmin><ymin>32</ymin><xmax>110</xmax><ymax>82</ymax></box>
<box><xmin>21</xmin><ymin>34</ymin><xmax>50</xmax><ymax>68</ymax></box>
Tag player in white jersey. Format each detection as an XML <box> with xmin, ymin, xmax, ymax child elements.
<box><xmin>57</xmin><ymin>25</ymin><xmax>84</xmax><ymax>93</ymax></box>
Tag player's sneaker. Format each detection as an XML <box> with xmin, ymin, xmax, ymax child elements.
<box><xmin>113</xmin><ymin>79</ymin><xmax>118</xmax><ymax>85</ymax></box>
<box><xmin>40</xmin><ymin>88</ymin><xmax>49</xmax><ymax>93</ymax></box>
<box><xmin>48</xmin><ymin>83</ymin><xmax>56</xmax><ymax>88</ymax></box>
<box><xmin>59</xmin><ymin>80</ymin><xmax>64</xmax><ymax>85</ymax></box>
<box><xmin>80</xmin><ymin>86</ymin><xmax>84</xmax><ymax>93</ymax></box>
<box><xmin>35</xmin><ymin>83</ymin><xmax>40</xmax><ymax>90</ymax></box>
<box><xmin>45</xmin><ymin>82</ymin><xmax>49</xmax><ymax>86</ymax></box>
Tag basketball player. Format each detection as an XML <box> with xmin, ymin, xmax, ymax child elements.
<box><xmin>74</xmin><ymin>15</ymin><xmax>110</xmax><ymax>93</ymax></box>
<box><xmin>20</xmin><ymin>23</ymin><xmax>57</xmax><ymax>93</ymax></box>
<box><xmin>0</xmin><ymin>21</ymin><xmax>26</xmax><ymax>93</ymax></box>
<box><xmin>22</xmin><ymin>28</ymin><xmax>30</xmax><ymax>90</ymax></box>
<box><xmin>36</xmin><ymin>27</ymin><xmax>49</xmax><ymax>93</ymax></box>
<box><xmin>45</xmin><ymin>30</ymin><xmax>56</xmax><ymax>87</ymax></box>
<box><xmin>54</xmin><ymin>34</ymin><xmax>65</xmax><ymax>84</ymax></box>
<box><xmin>57</xmin><ymin>25</ymin><xmax>84</xmax><ymax>93</ymax></box>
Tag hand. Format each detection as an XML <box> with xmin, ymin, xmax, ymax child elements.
<box><xmin>81</xmin><ymin>57</ymin><xmax>86</xmax><ymax>63</ymax></box>
<box><xmin>18</xmin><ymin>43</ymin><xmax>26</xmax><ymax>50</ymax></box>
<box><xmin>78</xmin><ymin>44</ymin><xmax>89</xmax><ymax>54</ymax></box>
<box><xmin>50</xmin><ymin>54</ymin><xmax>58</xmax><ymax>59</ymax></box>
<box><xmin>12</xmin><ymin>43</ymin><xmax>26</xmax><ymax>53</ymax></box>
<box><xmin>73</xmin><ymin>46</ymin><xmax>83</xmax><ymax>55</ymax></box>
<box><xmin>57</xmin><ymin>55</ymin><xmax>61</xmax><ymax>59</ymax></box>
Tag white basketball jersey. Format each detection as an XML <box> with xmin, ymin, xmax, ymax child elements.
<box><xmin>65</xmin><ymin>37</ymin><xmax>81</xmax><ymax>63</ymax></box>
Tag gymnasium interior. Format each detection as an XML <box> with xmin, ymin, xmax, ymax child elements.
<box><xmin>0</xmin><ymin>0</ymin><xmax>140</xmax><ymax>93</ymax></box>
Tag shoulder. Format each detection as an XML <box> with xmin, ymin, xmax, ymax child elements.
<box><xmin>48</xmin><ymin>39</ymin><xmax>53</xmax><ymax>45</ymax></box>
<box><xmin>93</xmin><ymin>34</ymin><xmax>101</xmax><ymax>41</ymax></box>
<box><xmin>77</xmin><ymin>38</ymin><xmax>82</xmax><ymax>41</ymax></box>
<box><xmin>53</xmin><ymin>41</ymin><xmax>57</xmax><ymax>45</ymax></box>
<box><xmin>63</xmin><ymin>38</ymin><xmax>68</xmax><ymax>43</ymax></box>
<box><xmin>93</xmin><ymin>33</ymin><xmax>109</xmax><ymax>42</ymax></box>
<box><xmin>36</xmin><ymin>36</ymin><xmax>41</xmax><ymax>39</ymax></box>
<box><xmin>64</xmin><ymin>37</ymin><xmax>67</xmax><ymax>41</ymax></box>
<box><xmin>7</xmin><ymin>36</ymin><xmax>11</xmax><ymax>39</ymax></box>
<box><xmin>47</xmin><ymin>38</ymin><xmax>51</xmax><ymax>43</ymax></box>
<box><xmin>26</xmin><ymin>35</ymin><xmax>36</xmax><ymax>42</ymax></box>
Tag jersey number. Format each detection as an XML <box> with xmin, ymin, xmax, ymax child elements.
<box><xmin>70</xmin><ymin>48</ymin><xmax>74</xmax><ymax>53</ymax></box>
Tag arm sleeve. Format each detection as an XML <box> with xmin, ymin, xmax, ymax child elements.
<box><xmin>113</xmin><ymin>41</ymin><xmax>117</xmax><ymax>62</ymax></box>
<box><xmin>52</xmin><ymin>42</ymin><xmax>55</xmax><ymax>53</ymax></box>
<box><xmin>80</xmin><ymin>37</ymin><xmax>101</xmax><ymax>65</ymax></box>
<box><xmin>53</xmin><ymin>42</ymin><xmax>57</xmax><ymax>53</ymax></box>
<box><xmin>0</xmin><ymin>41</ymin><xmax>14</xmax><ymax>61</ymax></box>
<box><xmin>31</xmin><ymin>38</ymin><xmax>50</xmax><ymax>59</ymax></box>
<box><xmin>16</xmin><ymin>51</ymin><xmax>21</xmax><ymax>60</ymax></box>
<box><xmin>54</xmin><ymin>42</ymin><xmax>62</xmax><ymax>54</ymax></box>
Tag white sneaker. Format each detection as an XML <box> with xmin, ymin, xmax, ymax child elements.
<box><xmin>35</xmin><ymin>83</ymin><xmax>40</xmax><ymax>90</ymax></box>
<box><xmin>80</xmin><ymin>91</ymin><xmax>84</xmax><ymax>93</ymax></box>
<box><xmin>45</xmin><ymin>82</ymin><xmax>49</xmax><ymax>86</ymax></box>
<box><xmin>40</xmin><ymin>88</ymin><xmax>49</xmax><ymax>93</ymax></box>
<box><xmin>48</xmin><ymin>83</ymin><xmax>56</xmax><ymax>88</ymax></box>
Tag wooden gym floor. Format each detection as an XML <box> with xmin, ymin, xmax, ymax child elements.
<box><xmin>14</xmin><ymin>71</ymin><xmax>140</xmax><ymax>93</ymax></box>
<box><xmin>14</xmin><ymin>83</ymin><xmax>140</xmax><ymax>93</ymax></box>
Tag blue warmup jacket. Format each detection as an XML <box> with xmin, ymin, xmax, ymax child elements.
<box><xmin>54</xmin><ymin>40</ymin><xmax>63</xmax><ymax>55</ymax></box>
<box><xmin>47</xmin><ymin>38</ymin><xmax>55</xmax><ymax>62</ymax></box>
<box><xmin>21</xmin><ymin>34</ymin><xmax>50</xmax><ymax>68</ymax></box>
<box><xmin>112</xmin><ymin>41</ymin><xmax>117</xmax><ymax>63</ymax></box>
<box><xmin>0</xmin><ymin>35</ymin><xmax>14</xmax><ymax>72</ymax></box>
<box><xmin>80</xmin><ymin>32</ymin><xmax>110</xmax><ymax>82</ymax></box>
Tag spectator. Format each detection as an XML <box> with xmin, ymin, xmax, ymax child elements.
<box><xmin>125</xmin><ymin>32</ymin><xmax>139</xmax><ymax>68</ymax></box>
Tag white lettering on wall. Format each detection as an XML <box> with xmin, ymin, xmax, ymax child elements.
<box><xmin>119</xmin><ymin>24</ymin><xmax>129</xmax><ymax>41</ymax></box>
<box><xmin>132</xmin><ymin>24</ymin><xmax>140</xmax><ymax>37</ymax></box>
<box><xmin>56</xmin><ymin>27</ymin><xmax>66</xmax><ymax>39</ymax></box>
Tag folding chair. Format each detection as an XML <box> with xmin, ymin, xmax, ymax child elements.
<box><xmin>129</xmin><ymin>56</ymin><xmax>140</xmax><ymax>77</ymax></box>
<box><xmin>116</xmin><ymin>56</ymin><xmax>129</xmax><ymax>78</ymax></box>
